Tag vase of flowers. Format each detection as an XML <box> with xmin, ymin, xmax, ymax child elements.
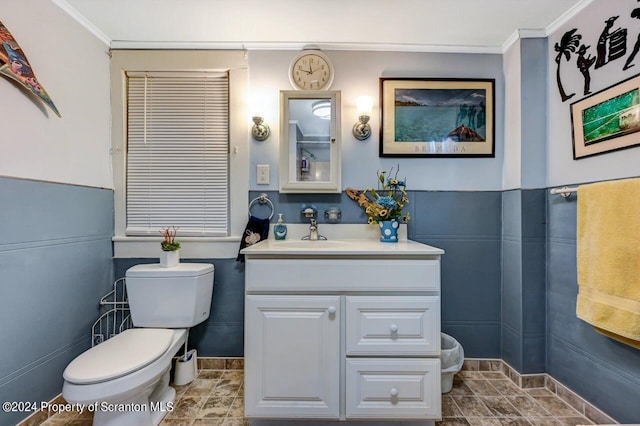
<box><xmin>160</xmin><ymin>226</ymin><xmax>181</xmax><ymax>267</ymax></box>
<box><xmin>346</xmin><ymin>166</ymin><xmax>410</xmax><ymax>243</ymax></box>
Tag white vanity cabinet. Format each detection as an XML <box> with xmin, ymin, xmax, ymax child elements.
<box><xmin>242</xmin><ymin>239</ymin><xmax>444</xmax><ymax>422</ymax></box>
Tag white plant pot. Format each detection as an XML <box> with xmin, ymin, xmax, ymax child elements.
<box><xmin>159</xmin><ymin>250</ymin><xmax>180</xmax><ymax>267</ymax></box>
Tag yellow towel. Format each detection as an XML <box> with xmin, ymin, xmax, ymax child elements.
<box><xmin>576</xmin><ymin>177</ymin><xmax>640</xmax><ymax>350</ymax></box>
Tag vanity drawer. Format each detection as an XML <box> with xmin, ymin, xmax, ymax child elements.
<box><xmin>346</xmin><ymin>358</ymin><xmax>441</xmax><ymax>419</ymax></box>
<box><xmin>346</xmin><ymin>296</ymin><xmax>440</xmax><ymax>356</ymax></box>
<box><xmin>245</xmin><ymin>258</ymin><xmax>440</xmax><ymax>292</ymax></box>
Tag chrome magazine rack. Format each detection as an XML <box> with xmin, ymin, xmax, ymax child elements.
<box><xmin>91</xmin><ymin>277</ymin><xmax>132</xmax><ymax>347</ymax></box>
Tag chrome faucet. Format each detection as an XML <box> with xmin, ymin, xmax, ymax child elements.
<box><xmin>302</xmin><ymin>218</ymin><xmax>327</xmax><ymax>241</ymax></box>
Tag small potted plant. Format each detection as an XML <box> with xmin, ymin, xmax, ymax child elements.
<box><xmin>159</xmin><ymin>226</ymin><xmax>181</xmax><ymax>267</ymax></box>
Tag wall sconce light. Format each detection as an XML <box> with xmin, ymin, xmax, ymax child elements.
<box><xmin>251</xmin><ymin>116</ymin><xmax>270</xmax><ymax>141</ymax></box>
<box><xmin>353</xmin><ymin>96</ymin><xmax>373</xmax><ymax>141</ymax></box>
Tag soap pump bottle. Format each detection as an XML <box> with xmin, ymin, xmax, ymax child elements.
<box><xmin>274</xmin><ymin>213</ymin><xmax>287</xmax><ymax>240</ymax></box>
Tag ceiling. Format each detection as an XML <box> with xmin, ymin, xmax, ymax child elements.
<box><xmin>54</xmin><ymin>0</ymin><xmax>590</xmax><ymax>53</ymax></box>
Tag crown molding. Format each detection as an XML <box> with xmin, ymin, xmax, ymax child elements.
<box><xmin>502</xmin><ymin>29</ymin><xmax>548</xmax><ymax>52</ymax></box>
<box><xmin>52</xmin><ymin>0</ymin><xmax>110</xmax><ymax>46</ymax></box>
<box><xmin>545</xmin><ymin>0</ymin><xmax>596</xmax><ymax>36</ymax></box>
<box><xmin>501</xmin><ymin>0</ymin><xmax>595</xmax><ymax>53</ymax></box>
<box><xmin>108</xmin><ymin>40</ymin><xmax>504</xmax><ymax>54</ymax></box>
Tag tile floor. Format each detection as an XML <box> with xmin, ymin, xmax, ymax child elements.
<box><xmin>441</xmin><ymin>370</ymin><xmax>594</xmax><ymax>425</ymax></box>
<box><xmin>39</xmin><ymin>369</ymin><xmax>596</xmax><ymax>426</ymax></box>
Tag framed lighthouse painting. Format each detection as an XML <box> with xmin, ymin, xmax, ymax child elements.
<box><xmin>379</xmin><ymin>78</ymin><xmax>495</xmax><ymax>157</ymax></box>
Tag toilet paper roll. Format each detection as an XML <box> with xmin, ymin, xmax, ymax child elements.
<box><xmin>174</xmin><ymin>349</ymin><xmax>197</xmax><ymax>386</ymax></box>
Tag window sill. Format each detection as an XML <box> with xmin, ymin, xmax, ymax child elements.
<box><xmin>113</xmin><ymin>236</ymin><xmax>242</xmax><ymax>259</ymax></box>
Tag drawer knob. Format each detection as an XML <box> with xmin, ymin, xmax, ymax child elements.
<box><xmin>390</xmin><ymin>387</ymin><xmax>399</xmax><ymax>397</ymax></box>
<box><xmin>328</xmin><ymin>306</ymin><xmax>337</xmax><ymax>315</ymax></box>
<box><xmin>390</xmin><ymin>323</ymin><xmax>399</xmax><ymax>333</ymax></box>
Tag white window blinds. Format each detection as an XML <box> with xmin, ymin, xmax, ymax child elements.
<box><xmin>126</xmin><ymin>71</ymin><xmax>230</xmax><ymax>237</ymax></box>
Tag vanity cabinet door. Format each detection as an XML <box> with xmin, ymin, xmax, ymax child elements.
<box><xmin>244</xmin><ymin>295</ymin><xmax>340</xmax><ymax>419</ymax></box>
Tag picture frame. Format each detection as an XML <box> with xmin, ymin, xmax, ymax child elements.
<box><xmin>571</xmin><ymin>73</ymin><xmax>640</xmax><ymax>160</ymax></box>
<box><xmin>379</xmin><ymin>78</ymin><xmax>495</xmax><ymax>157</ymax></box>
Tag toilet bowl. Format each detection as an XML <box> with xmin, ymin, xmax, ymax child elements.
<box><xmin>62</xmin><ymin>263</ymin><xmax>214</xmax><ymax>426</ymax></box>
<box><xmin>63</xmin><ymin>328</ymin><xmax>186</xmax><ymax>425</ymax></box>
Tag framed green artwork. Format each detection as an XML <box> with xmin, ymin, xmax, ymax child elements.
<box><xmin>571</xmin><ymin>73</ymin><xmax>640</xmax><ymax>159</ymax></box>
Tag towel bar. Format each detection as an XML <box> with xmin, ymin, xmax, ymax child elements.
<box><xmin>550</xmin><ymin>186</ymin><xmax>578</xmax><ymax>198</ymax></box>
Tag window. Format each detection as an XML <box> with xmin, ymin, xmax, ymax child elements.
<box><xmin>126</xmin><ymin>71</ymin><xmax>230</xmax><ymax>236</ymax></box>
<box><xmin>111</xmin><ymin>51</ymin><xmax>248</xmax><ymax>258</ymax></box>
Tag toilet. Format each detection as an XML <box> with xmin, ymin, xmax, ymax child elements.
<box><xmin>62</xmin><ymin>263</ymin><xmax>214</xmax><ymax>426</ymax></box>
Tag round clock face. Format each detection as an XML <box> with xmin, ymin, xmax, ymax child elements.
<box><xmin>289</xmin><ymin>51</ymin><xmax>334</xmax><ymax>90</ymax></box>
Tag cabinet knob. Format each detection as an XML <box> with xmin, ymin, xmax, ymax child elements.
<box><xmin>390</xmin><ymin>387</ymin><xmax>399</xmax><ymax>397</ymax></box>
<box><xmin>390</xmin><ymin>323</ymin><xmax>399</xmax><ymax>333</ymax></box>
<box><xmin>328</xmin><ymin>306</ymin><xmax>337</xmax><ymax>315</ymax></box>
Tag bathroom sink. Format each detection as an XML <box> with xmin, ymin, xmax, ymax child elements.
<box><xmin>273</xmin><ymin>240</ymin><xmax>348</xmax><ymax>249</ymax></box>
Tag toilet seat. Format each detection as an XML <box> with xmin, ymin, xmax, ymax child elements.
<box><xmin>63</xmin><ymin>328</ymin><xmax>175</xmax><ymax>384</ymax></box>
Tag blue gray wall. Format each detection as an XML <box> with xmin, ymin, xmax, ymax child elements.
<box><xmin>0</xmin><ymin>177</ymin><xmax>113</xmax><ymax>426</ymax></box>
<box><xmin>547</xmin><ymin>188</ymin><xmax>640</xmax><ymax>423</ymax></box>
<box><xmin>408</xmin><ymin>191</ymin><xmax>502</xmax><ymax>358</ymax></box>
<box><xmin>501</xmin><ymin>189</ymin><xmax>546</xmax><ymax>374</ymax></box>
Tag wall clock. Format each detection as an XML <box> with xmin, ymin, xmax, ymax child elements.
<box><xmin>289</xmin><ymin>50</ymin><xmax>334</xmax><ymax>90</ymax></box>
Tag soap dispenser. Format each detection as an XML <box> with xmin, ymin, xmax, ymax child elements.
<box><xmin>274</xmin><ymin>213</ymin><xmax>287</xmax><ymax>240</ymax></box>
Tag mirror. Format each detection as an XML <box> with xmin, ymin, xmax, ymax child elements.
<box><xmin>279</xmin><ymin>90</ymin><xmax>341</xmax><ymax>193</ymax></box>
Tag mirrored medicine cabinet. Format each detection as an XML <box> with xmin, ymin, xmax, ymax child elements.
<box><xmin>279</xmin><ymin>90</ymin><xmax>341</xmax><ymax>193</ymax></box>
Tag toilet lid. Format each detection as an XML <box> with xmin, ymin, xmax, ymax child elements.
<box><xmin>63</xmin><ymin>328</ymin><xmax>175</xmax><ymax>384</ymax></box>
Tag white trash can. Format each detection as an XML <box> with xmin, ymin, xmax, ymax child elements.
<box><xmin>441</xmin><ymin>333</ymin><xmax>464</xmax><ymax>393</ymax></box>
<box><xmin>174</xmin><ymin>349</ymin><xmax>198</xmax><ymax>386</ymax></box>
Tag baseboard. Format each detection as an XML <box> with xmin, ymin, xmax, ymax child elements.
<box><xmin>463</xmin><ymin>358</ymin><xmax>617</xmax><ymax>424</ymax></box>
<box><xmin>545</xmin><ymin>374</ymin><xmax>617</xmax><ymax>425</ymax></box>
<box><xmin>196</xmin><ymin>356</ymin><xmax>244</xmax><ymax>370</ymax></box>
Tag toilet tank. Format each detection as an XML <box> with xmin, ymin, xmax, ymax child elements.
<box><xmin>125</xmin><ymin>263</ymin><xmax>214</xmax><ymax>328</ymax></box>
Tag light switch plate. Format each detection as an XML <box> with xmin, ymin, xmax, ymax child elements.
<box><xmin>257</xmin><ymin>164</ymin><xmax>270</xmax><ymax>185</ymax></box>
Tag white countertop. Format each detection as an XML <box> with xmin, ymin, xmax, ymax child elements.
<box><xmin>240</xmin><ymin>224</ymin><xmax>443</xmax><ymax>257</ymax></box>
<box><xmin>240</xmin><ymin>237</ymin><xmax>444</xmax><ymax>256</ymax></box>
